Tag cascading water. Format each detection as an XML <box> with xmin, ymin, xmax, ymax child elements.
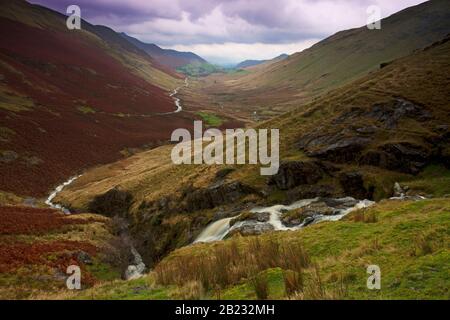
<box><xmin>194</xmin><ymin>217</ymin><xmax>235</xmax><ymax>243</ymax></box>
<box><xmin>45</xmin><ymin>175</ymin><xmax>82</xmax><ymax>214</ymax></box>
<box><xmin>194</xmin><ymin>197</ymin><xmax>375</xmax><ymax>243</ymax></box>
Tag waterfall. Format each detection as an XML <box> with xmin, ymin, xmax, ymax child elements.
<box><xmin>194</xmin><ymin>217</ymin><xmax>235</xmax><ymax>243</ymax></box>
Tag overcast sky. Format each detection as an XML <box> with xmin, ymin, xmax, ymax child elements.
<box><xmin>31</xmin><ymin>0</ymin><xmax>428</xmax><ymax>65</ymax></box>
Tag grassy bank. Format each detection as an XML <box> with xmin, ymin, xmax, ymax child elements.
<box><xmin>56</xmin><ymin>198</ymin><xmax>449</xmax><ymax>300</ymax></box>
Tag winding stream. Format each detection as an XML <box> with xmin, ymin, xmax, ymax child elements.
<box><xmin>166</xmin><ymin>77</ymin><xmax>189</xmax><ymax>114</ymax></box>
<box><xmin>45</xmin><ymin>175</ymin><xmax>82</xmax><ymax>214</ymax></box>
<box><xmin>44</xmin><ymin>79</ymin><xmax>189</xmax><ymax>213</ymax></box>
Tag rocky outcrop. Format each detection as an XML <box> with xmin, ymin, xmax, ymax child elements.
<box><xmin>339</xmin><ymin>172</ymin><xmax>374</xmax><ymax>200</ymax></box>
<box><xmin>229</xmin><ymin>222</ymin><xmax>275</xmax><ymax>237</ymax></box>
<box><xmin>183</xmin><ymin>181</ymin><xmax>257</xmax><ymax>212</ymax></box>
<box><xmin>333</xmin><ymin>99</ymin><xmax>432</xmax><ymax>129</ymax></box>
<box><xmin>267</xmin><ymin>161</ymin><xmax>329</xmax><ymax>190</ymax></box>
<box><xmin>88</xmin><ymin>187</ymin><xmax>133</xmax><ymax>217</ymax></box>
<box><xmin>230</xmin><ymin>211</ymin><xmax>270</xmax><ymax>227</ymax></box>
<box><xmin>286</xmin><ymin>184</ymin><xmax>337</xmax><ymax>202</ymax></box>
<box><xmin>360</xmin><ymin>142</ymin><xmax>431</xmax><ymax>174</ymax></box>
<box><xmin>297</xmin><ymin>99</ymin><xmax>437</xmax><ymax>174</ymax></box>
<box><xmin>306</xmin><ymin>136</ymin><xmax>372</xmax><ymax>163</ymax></box>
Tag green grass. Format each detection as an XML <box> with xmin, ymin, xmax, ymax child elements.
<box><xmin>69</xmin><ymin>277</ymin><xmax>175</xmax><ymax>300</ymax></box>
<box><xmin>86</xmin><ymin>260</ymin><xmax>121</xmax><ymax>282</ymax></box>
<box><xmin>61</xmin><ymin>198</ymin><xmax>450</xmax><ymax>300</ymax></box>
<box><xmin>403</xmin><ymin>165</ymin><xmax>450</xmax><ymax>197</ymax></box>
<box><xmin>143</xmin><ymin>198</ymin><xmax>450</xmax><ymax>300</ymax></box>
<box><xmin>177</xmin><ymin>62</ymin><xmax>224</xmax><ymax>77</ymax></box>
<box><xmin>196</xmin><ymin>112</ymin><xmax>223</xmax><ymax>127</ymax></box>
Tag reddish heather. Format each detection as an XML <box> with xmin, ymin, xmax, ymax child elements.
<box><xmin>0</xmin><ymin>206</ymin><xmax>103</xmax><ymax>235</ymax></box>
<box><xmin>0</xmin><ymin>240</ymin><xmax>97</xmax><ymax>274</ymax></box>
<box><xmin>0</xmin><ymin>17</ymin><xmax>198</xmax><ymax>196</ymax></box>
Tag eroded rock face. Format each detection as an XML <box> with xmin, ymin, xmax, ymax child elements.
<box><xmin>333</xmin><ymin>99</ymin><xmax>432</xmax><ymax>129</ymax></box>
<box><xmin>297</xmin><ymin>99</ymin><xmax>437</xmax><ymax>173</ymax></box>
<box><xmin>183</xmin><ymin>182</ymin><xmax>257</xmax><ymax>212</ymax></box>
<box><xmin>88</xmin><ymin>187</ymin><xmax>133</xmax><ymax>217</ymax></box>
<box><xmin>267</xmin><ymin>161</ymin><xmax>326</xmax><ymax>190</ymax></box>
<box><xmin>306</xmin><ymin>136</ymin><xmax>373</xmax><ymax>163</ymax></box>
<box><xmin>339</xmin><ymin>172</ymin><xmax>374</xmax><ymax>200</ymax></box>
<box><xmin>286</xmin><ymin>184</ymin><xmax>336</xmax><ymax>202</ymax></box>
<box><xmin>360</xmin><ymin>142</ymin><xmax>431</xmax><ymax>174</ymax></box>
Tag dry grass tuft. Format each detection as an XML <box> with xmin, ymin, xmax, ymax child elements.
<box><xmin>154</xmin><ymin>238</ymin><xmax>311</xmax><ymax>292</ymax></box>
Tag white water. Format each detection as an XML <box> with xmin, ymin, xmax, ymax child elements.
<box><xmin>44</xmin><ymin>79</ymin><xmax>189</xmax><ymax>214</ymax></box>
<box><xmin>194</xmin><ymin>217</ymin><xmax>235</xmax><ymax>244</ymax></box>
<box><xmin>194</xmin><ymin>197</ymin><xmax>375</xmax><ymax>243</ymax></box>
<box><xmin>163</xmin><ymin>77</ymin><xmax>189</xmax><ymax>114</ymax></box>
<box><xmin>45</xmin><ymin>175</ymin><xmax>81</xmax><ymax>214</ymax></box>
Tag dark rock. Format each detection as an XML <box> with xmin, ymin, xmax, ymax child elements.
<box><xmin>230</xmin><ymin>222</ymin><xmax>275</xmax><ymax>236</ymax></box>
<box><xmin>307</xmin><ymin>136</ymin><xmax>372</xmax><ymax>163</ymax></box>
<box><xmin>286</xmin><ymin>185</ymin><xmax>336</xmax><ymax>202</ymax></box>
<box><xmin>183</xmin><ymin>182</ymin><xmax>257</xmax><ymax>211</ymax></box>
<box><xmin>356</xmin><ymin>125</ymin><xmax>379</xmax><ymax>134</ymax></box>
<box><xmin>215</xmin><ymin>168</ymin><xmax>235</xmax><ymax>180</ymax></box>
<box><xmin>76</xmin><ymin>251</ymin><xmax>93</xmax><ymax>265</ymax></box>
<box><xmin>360</xmin><ymin>142</ymin><xmax>431</xmax><ymax>174</ymax></box>
<box><xmin>88</xmin><ymin>187</ymin><xmax>133</xmax><ymax>217</ymax></box>
<box><xmin>339</xmin><ymin>172</ymin><xmax>373</xmax><ymax>200</ymax></box>
<box><xmin>334</xmin><ymin>99</ymin><xmax>432</xmax><ymax>129</ymax></box>
<box><xmin>281</xmin><ymin>202</ymin><xmax>339</xmax><ymax>227</ymax></box>
<box><xmin>320</xmin><ymin>197</ymin><xmax>359</xmax><ymax>209</ymax></box>
<box><xmin>268</xmin><ymin>161</ymin><xmax>326</xmax><ymax>190</ymax></box>
<box><xmin>303</xmin><ymin>217</ymin><xmax>316</xmax><ymax>226</ymax></box>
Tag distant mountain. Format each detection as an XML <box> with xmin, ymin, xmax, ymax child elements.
<box><xmin>0</xmin><ymin>0</ymin><xmax>194</xmax><ymax>196</ymax></box>
<box><xmin>121</xmin><ymin>33</ymin><xmax>207</xmax><ymax>69</ymax></box>
<box><xmin>236</xmin><ymin>54</ymin><xmax>288</xmax><ymax>69</ymax></box>
<box><xmin>230</xmin><ymin>0</ymin><xmax>450</xmax><ymax>105</ymax></box>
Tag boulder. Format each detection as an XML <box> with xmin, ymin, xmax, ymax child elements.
<box><xmin>230</xmin><ymin>222</ymin><xmax>275</xmax><ymax>236</ymax></box>
<box><xmin>281</xmin><ymin>202</ymin><xmax>339</xmax><ymax>227</ymax></box>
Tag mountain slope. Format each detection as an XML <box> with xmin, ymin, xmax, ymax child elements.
<box><xmin>0</xmin><ymin>0</ymin><xmax>196</xmax><ymax>197</ymax></box>
<box><xmin>56</xmin><ymin>35</ymin><xmax>450</xmax><ymax>267</ymax></box>
<box><xmin>236</xmin><ymin>54</ymin><xmax>288</xmax><ymax>69</ymax></box>
<box><xmin>213</xmin><ymin>0</ymin><xmax>450</xmax><ymax>110</ymax></box>
<box><xmin>121</xmin><ymin>33</ymin><xmax>207</xmax><ymax>69</ymax></box>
